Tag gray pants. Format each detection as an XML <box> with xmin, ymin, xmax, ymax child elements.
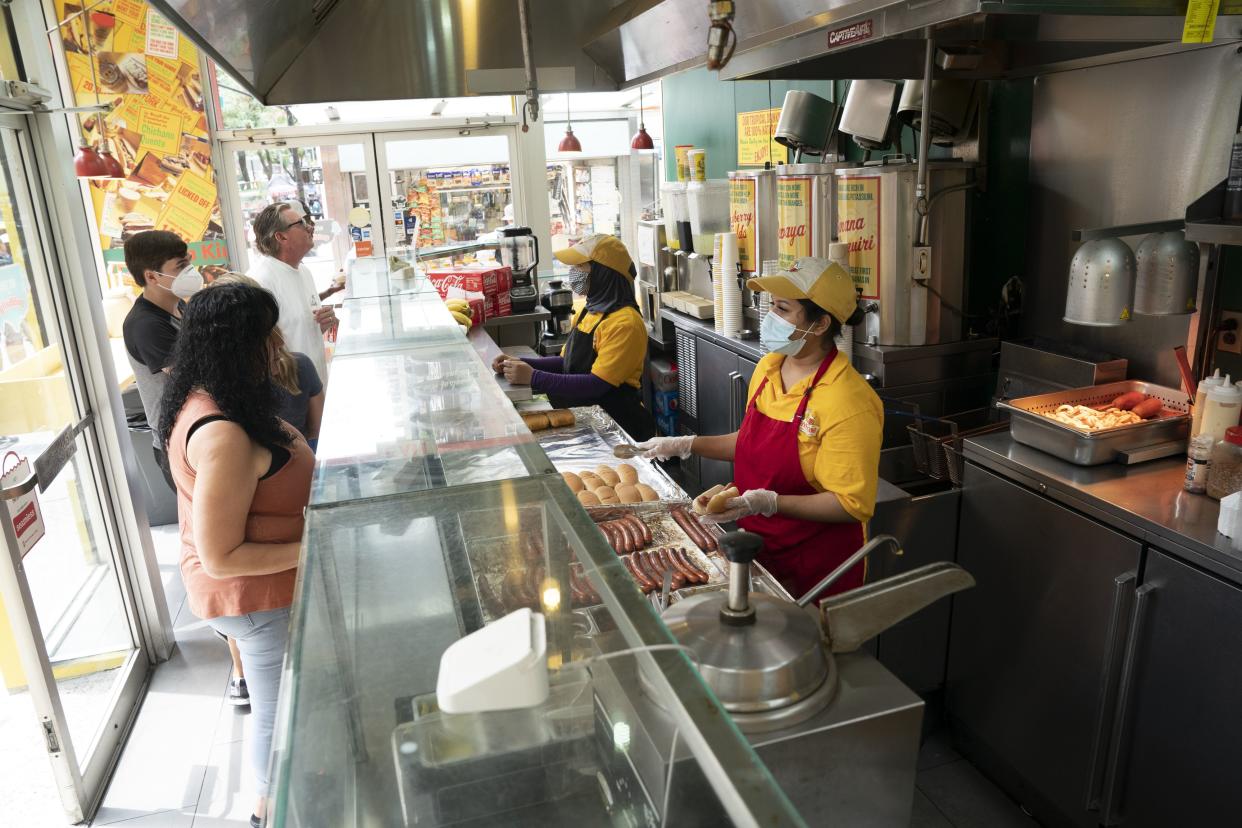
<box><xmin>207</xmin><ymin>607</ymin><xmax>290</xmax><ymax>796</ymax></box>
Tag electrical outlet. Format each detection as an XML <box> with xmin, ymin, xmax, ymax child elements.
<box><xmin>1218</xmin><ymin>311</ymin><xmax>1242</xmax><ymax>354</ymax></box>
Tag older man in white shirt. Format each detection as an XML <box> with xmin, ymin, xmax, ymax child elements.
<box><xmin>247</xmin><ymin>201</ymin><xmax>339</xmax><ymax>382</ymax></box>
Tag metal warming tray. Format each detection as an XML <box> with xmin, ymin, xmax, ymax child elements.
<box><xmin>997</xmin><ymin>380</ymin><xmax>1191</xmax><ymax>466</ymax></box>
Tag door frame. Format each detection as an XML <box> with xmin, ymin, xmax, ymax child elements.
<box><xmin>373</xmin><ymin>124</ymin><xmax>523</xmax><ymax>254</ymax></box>
<box><xmin>0</xmin><ymin>115</ymin><xmax>150</xmax><ymax>822</ymax></box>
<box><xmin>214</xmin><ymin>132</ymin><xmax>387</xmax><ymax>275</ymax></box>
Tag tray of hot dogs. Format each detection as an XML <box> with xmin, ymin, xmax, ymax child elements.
<box><xmin>583</xmin><ymin>503</ymin><xmax>728</xmax><ymax>597</ymax></box>
<box><xmin>997</xmin><ymin>380</ymin><xmax>1191</xmax><ymax>466</ymax></box>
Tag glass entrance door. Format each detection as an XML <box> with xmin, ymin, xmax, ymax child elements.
<box><xmin>217</xmin><ymin>134</ymin><xmax>384</xmax><ymax>295</ymax></box>
<box><xmin>0</xmin><ymin>120</ymin><xmax>148</xmax><ymax>822</ymax></box>
<box><xmin>375</xmin><ymin>129</ymin><xmax>518</xmax><ymax>257</ymax></box>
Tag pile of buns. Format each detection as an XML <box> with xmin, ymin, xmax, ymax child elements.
<box><xmin>522</xmin><ymin>409</ymin><xmax>575</xmax><ymax>432</ymax></box>
<box><xmin>564</xmin><ymin>463</ymin><xmax>660</xmax><ymax>506</ymax></box>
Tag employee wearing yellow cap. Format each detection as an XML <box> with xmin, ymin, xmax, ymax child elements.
<box><xmin>637</xmin><ymin>257</ymin><xmax>881</xmax><ymax>600</ymax></box>
<box><xmin>495</xmin><ymin>234</ymin><xmax>656</xmax><ymax>440</ymax></box>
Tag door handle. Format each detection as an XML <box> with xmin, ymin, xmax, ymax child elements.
<box><xmin>1100</xmin><ymin>581</ymin><xmax>1156</xmax><ymax>825</ymax></box>
<box><xmin>1084</xmin><ymin>571</ymin><xmax>1137</xmax><ymax>812</ymax></box>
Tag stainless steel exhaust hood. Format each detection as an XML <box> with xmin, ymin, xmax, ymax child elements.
<box><xmin>583</xmin><ymin>0</ymin><xmax>1241</xmax><ymax>85</ymax></box>
<box><xmin>149</xmin><ymin>0</ymin><xmax>627</xmax><ymax>105</ymax></box>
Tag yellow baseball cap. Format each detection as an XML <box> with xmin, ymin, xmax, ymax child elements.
<box><xmin>553</xmin><ymin>233</ymin><xmax>634</xmax><ymax>279</ymax></box>
<box><xmin>747</xmin><ymin>257</ymin><xmax>858</xmax><ymax>324</ymax></box>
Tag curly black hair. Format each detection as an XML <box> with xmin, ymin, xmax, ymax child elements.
<box><xmin>159</xmin><ymin>282</ymin><xmax>292</xmax><ymax>452</ymax></box>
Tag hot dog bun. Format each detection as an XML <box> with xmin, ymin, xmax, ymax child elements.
<box><xmin>707</xmin><ymin>485</ymin><xmax>740</xmax><ymax>514</ymax></box>
<box><xmin>577</xmin><ymin>490</ymin><xmax>601</xmax><ymax>507</ymax></box>
<box><xmin>693</xmin><ymin>484</ymin><xmax>726</xmax><ymax>514</ymax></box>
<box><xmin>636</xmin><ymin>483</ymin><xmax>659</xmax><ymax>502</ymax></box>
<box><xmin>615</xmin><ymin>484</ymin><xmax>641</xmax><ymax>504</ymax></box>
<box><xmin>562</xmin><ymin>472</ymin><xmax>585</xmax><ymax>493</ymax></box>
<box><xmin>617</xmin><ymin>463</ymin><xmax>638</xmax><ymax>484</ymax></box>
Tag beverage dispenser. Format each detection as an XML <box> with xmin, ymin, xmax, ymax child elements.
<box><xmin>835</xmin><ymin>162</ymin><xmax>974</xmax><ymax>347</ymax></box>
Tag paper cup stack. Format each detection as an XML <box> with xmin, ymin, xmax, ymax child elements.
<box><xmin>712</xmin><ymin>233</ymin><xmax>725</xmax><ymax>333</ymax></box>
<box><xmin>719</xmin><ymin>232</ymin><xmax>743</xmax><ymax>339</ymax></box>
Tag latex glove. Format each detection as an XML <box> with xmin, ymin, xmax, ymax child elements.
<box><xmin>636</xmin><ymin>435</ymin><xmax>695</xmax><ymax>460</ymax></box>
<box><xmin>502</xmin><ymin>358</ymin><xmax>533</xmax><ymax>386</ymax></box>
<box><xmin>700</xmin><ymin>488</ymin><xmax>779</xmax><ymax>524</ymax></box>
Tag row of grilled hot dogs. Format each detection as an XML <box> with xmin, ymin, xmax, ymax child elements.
<box><xmin>594</xmin><ymin>509</ymin><xmax>718</xmax><ymax>556</ymax></box>
<box><xmin>620</xmin><ymin>547</ymin><xmax>710</xmax><ymax>593</ymax></box>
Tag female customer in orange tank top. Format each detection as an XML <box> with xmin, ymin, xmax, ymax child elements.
<box><xmin>159</xmin><ymin>282</ymin><xmax>313</xmax><ymax>828</ymax></box>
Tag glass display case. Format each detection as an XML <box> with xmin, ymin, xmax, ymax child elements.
<box><xmin>311</xmin><ymin>342</ymin><xmax>552</xmax><ymax>506</ymax></box>
<box><xmin>270</xmin><ymin>477</ymin><xmax>802</xmax><ymax>827</ymax></box>
<box><xmin>333</xmin><ymin>292</ymin><xmax>463</xmax><ymax>358</ymax></box>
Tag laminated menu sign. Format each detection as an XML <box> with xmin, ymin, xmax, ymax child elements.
<box><xmin>730</xmin><ymin>177</ymin><xmax>758</xmax><ymax>274</ymax></box>
<box><xmin>139</xmin><ymin>108</ymin><xmax>181</xmax><ymax>156</ymax></box>
<box><xmin>145</xmin><ymin>10</ymin><xmax>178</xmax><ymax>59</ymax></box>
<box><xmin>155</xmin><ymin>170</ymin><xmax>215</xmax><ymax>241</ymax></box>
<box><xmin>776</xmin><ymin>177</ymin><xmax>812</xmax><ymax>269</ymax></box>
<box><xmin>2</xmin><ymin>454</ymin><xmax>44</xmax><ymax>558</ymax></box>
<box><xmin>837</xmin><ymin>176</ymin><xmax>880</xmax><ymax>299</ymax></box>
<box><xmin>737</xmin><ymin>108</ymin><xmax>787</xmax><ymax>167</ymax></box>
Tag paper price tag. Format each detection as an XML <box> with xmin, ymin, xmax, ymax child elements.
<box><xmin>1183</xmin><ymin>0</ymin><xmax>1220</xmax><ymax>43</ymax></box>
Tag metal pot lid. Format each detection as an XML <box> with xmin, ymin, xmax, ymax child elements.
<box><xmin>660</xmin><ymin>590</ymin><xmax>829</xmax><ymax>713</ymax></box>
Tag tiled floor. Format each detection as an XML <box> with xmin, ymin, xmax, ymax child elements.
<box><xmin>81</xmin><ymin>523</ymin><xmax>1036</xmax><ymax>828</ymax></box>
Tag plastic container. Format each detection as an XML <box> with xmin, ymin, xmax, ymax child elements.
<box><xmin>1186</xmin><ymin>433</ymin><xmax>1213</xmax><ymax>494</ymax></box>
<box><xmin>687</xmin><ymin>179</ymin><xmax>731</xmax><ymax>255</ymax></box>
<box><xmin>661</xmin><ymin>182</ymin><xmax>688</xmax><ymax>250</ymax></box>
<box><xmin>1201</xmin><ymin>376</ymin><xmax>1242</xmax><ymax>445</ymax></box>
<box><xmin>1208</xmin><ymin>427</ymin><xmax>1242</xmax><ymax>500</ymax></box>
<box><xmin>1190</xmin><ymin>369</ymin><xmax>1226</xmax><ymax>438</ymax></box>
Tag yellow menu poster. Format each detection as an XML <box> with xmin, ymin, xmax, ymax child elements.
<box><xmin>736</xmin><ymin>108</ymin><xmax>787</xmax><ymax>167</ymax></box>
<box><xmin>155</xmin><ymin>170</ymin><xmax>214</xmax><ymax>240</ymax></box>
<box><xmin>837</xmin><ymin>176</ymin><xmax>881</xmax><ymax>299</ymax></box>
<box><xmin>776</xmin><ymin>177</ymin><xmax>812</xmax><ymax>269</ymax></box>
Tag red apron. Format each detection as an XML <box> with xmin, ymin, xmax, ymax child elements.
<box><xmin>735</xmin><ymin>350</ymin><xmax>866</xmax><ymax>601</ymax></box>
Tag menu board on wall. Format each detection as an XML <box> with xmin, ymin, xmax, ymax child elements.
<box><xmin>55</xmin><ymin>0</ymin><xmax>228</xmax><ymax>288</ymax></box>
<box><xmin>736</xmin><ymin>108</ymin><xmax>788</xmax><ymax>167</ymax></box>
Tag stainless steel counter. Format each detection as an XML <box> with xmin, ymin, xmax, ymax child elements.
<box><xmin>964</xmin><ymin>431</ymin><xmax>1242</xmax><ymax>585</ymax></box>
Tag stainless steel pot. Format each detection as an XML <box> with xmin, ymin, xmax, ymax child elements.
<box><xmin>1134</xmin><ymin>230</ymin><xmax>1200</xmax><ymax>316</ymax></box>
<box><xmin>1063</xmin><ymin>238</ymin><xmax>1137</xmax><ymax>327</ymax></box>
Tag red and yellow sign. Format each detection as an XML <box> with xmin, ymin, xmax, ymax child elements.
<box><xmin>837</xmin><ymin>176</ymin><xmax>880</xmax><ymax>299</ymax></box>
<box><xmin>736</xmin><ymin>107</ymin><xmax>787</xmax><ymax>167</ymax></box>
<box><xmin>730</xmin><ymin>177</ymin><xmax>757</xmax><ymax>274</ymax></box>
<box><xmin>776</xmin><ymin>177</ymin><xmax>812</xmax><ymax>270</ymax></box>
<box><xmin>54</xmin><ymin>0</ymin><xmax>224</xmax><ymax>289</ymax></box>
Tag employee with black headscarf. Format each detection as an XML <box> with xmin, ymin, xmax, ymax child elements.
<box><xmin>494</xmin><ymin>234</ymin><xmax>656</xmax><ymax>440</ymax></box>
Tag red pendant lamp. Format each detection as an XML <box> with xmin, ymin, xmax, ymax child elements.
<box><xmin>558</xmin><ymin>93</ymin><xmax>582</xmax><ymax>153</ymax></box>
<box><xmin>98</xmin><ymin>137</ymin><xmax>124</xmax><ymax>178</ymax></box>
<box><xmin>73</xmin><ymin>140</ymin><xmax>109</xmax><ymax>178</ymax></box>
<box><xmin>631</xmin><ymin>85</ymin><xmax>654</xmax><ymax>151</ymax></box>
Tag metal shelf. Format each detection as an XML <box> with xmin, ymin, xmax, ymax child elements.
<box><xmin>1070</xmin><ymin>219</ymin><xmax>1183</xmax><ymax>242</ymax></box>
<box><xmin>1185</xmin><ymin>180</ymin><xmax>1242</xmax><ymax>246</ymax></box>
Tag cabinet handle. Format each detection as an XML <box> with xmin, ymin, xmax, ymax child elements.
<box><xmin>1100</xmin><ymin>582</ymin><xmax>1156</xmax><ymax>826</ymax></box>
<box><xmin>1084</xmin><ymin>571</ymin><xmax>1137</xmax><ymax>812</ymax></box>
<box><xmin>727</xmin><ymin>371</ymin><xmax>742</xmax><ymax>431</ymax></box>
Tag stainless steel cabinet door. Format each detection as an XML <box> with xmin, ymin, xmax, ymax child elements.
<box><xmin>1104</xmin><ymin>550</ymin><xmax>1242</xmax><ymax>827</ymax></box>
<box><xmin>694</xmin><ymin>337</ymin><xmax>739</xmax><ymax>492</ymax></box>
<box><xmin>947</xmin><ymin>463</ymin><xmax>1141</xmax><ymax>828</ymax></box>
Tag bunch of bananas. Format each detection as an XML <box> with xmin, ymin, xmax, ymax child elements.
<box><xmin>446</xmin><ymin>298</ymin><xmax>473</xmax><ymax>332</ymax></box>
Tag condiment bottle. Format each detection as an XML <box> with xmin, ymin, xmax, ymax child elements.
<box><xmin>1186</xmin><ymin>434</ymin><xmax>1213</xmax><ymax>494</ymax></box>
<box><xmin>1208</xmin><ymin>427</ymin><xmax>1242</xmax><ymax>500</ymax></box>
<box><xmin>1190</xmin><ymin>369</ymin><xmax>1225</xmax><ymax>438</ymax></box>
<box><xmin>1200</xmin><ymin>376</ymin><xmax>1242</xmax><ymax>445</ymax></box>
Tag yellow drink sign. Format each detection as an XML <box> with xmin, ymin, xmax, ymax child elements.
<box><xmin>736</xmin><ymin>108</ymin><xmax>788</xmax><ymax>167</ymax></box>
<box><xmin>776</xmin><ymin>177</ymin><xmax>812</xmax><ymax>270</ymax></box>
<box><xmin>730</xmin><ymin>178</ymin><xmax>757</xmax><ymax>274</ymax></box>
<box><xmin>837</xmin><ymin>176</ymin><xmax>880</xmax><ymax>299</ymax></box>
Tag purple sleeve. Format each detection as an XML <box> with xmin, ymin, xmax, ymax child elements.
<box><xmin>522</xmin><ymin>355</ymin><xmax>564</xmax><ymax>372</ymax></box>
<box><xmin>530</xmin><ymin>369</ymin><xmax>614</xmax><ymax>399</ymax></box>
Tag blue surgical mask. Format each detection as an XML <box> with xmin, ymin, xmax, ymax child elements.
<box><xmin>567</xmin><ymin>264</ymin><xmax>590</xmax><ymax>297</ymax></box>
<box><xmin>760</xmin><ymin>310</ymin><xmax>813</xmax><ymax>356</ymax></box>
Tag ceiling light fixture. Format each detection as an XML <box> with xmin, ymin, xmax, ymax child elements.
<box><xmin>631</xmin><ymin>85</ymin><xmax>654</xmax><ymax>151</ymax></box>
<box><xmin>558</xmin><ymin>92</ymin><xmax>582</xmax><ymax>153</ymax></box>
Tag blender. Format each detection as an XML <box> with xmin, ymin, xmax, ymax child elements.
<box><xmin>498</xmin><ymin>227</ymin><xmax>539</xmax><ymax>314</ymax></box>
<box><xmin>539</xmin><ymin>279</ymin><xmax>574</xmax><ymax>356</ymax></box>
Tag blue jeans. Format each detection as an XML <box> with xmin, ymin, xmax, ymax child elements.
<box><xmin>207</xmin><ymin>607</ymin><xmax>290</xmax><ymax>796</ymax></box>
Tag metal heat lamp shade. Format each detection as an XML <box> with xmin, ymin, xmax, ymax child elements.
<box><xmin>558</xmin><ymin>128</ymin><xmax>582</xmax><ymax>152</ymax></box>
<box><xmin>631</xmin><ymin>85</ymin><xmax>655</xmax><ymax>151</ymax></box>
<box><xmin>1063</xmin><ymin>238</ymin><xmax>1137</xmax><ymax>327</ymax></box>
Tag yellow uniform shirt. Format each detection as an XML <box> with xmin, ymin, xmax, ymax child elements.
<box><xmin>744</xmin><ymin>351</ymin><xmax>884</xmax><ymax>522</ymax></box>
<box><xmin>562</xmin><ymin>306</ymin><xmax>646</xmax><ymax>389</ymax></box>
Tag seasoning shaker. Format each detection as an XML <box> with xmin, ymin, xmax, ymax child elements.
<box><xmin>1207</xmin><ymin>427</ymin><xmax>1242</xmax><ymax>500</ymax></box>
<box><xmin>1186</xmin><ymin>434</ymin><xmax>1213</xmax><ymax>494</ymax></box>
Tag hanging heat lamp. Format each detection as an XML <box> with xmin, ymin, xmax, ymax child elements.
<box><xmin>97</xmin><ymin>136</ymin><xmax>124</xmax><ymax>178</ymax></box>
<box><xmin>631</xmin><ymin>85</ymin><xmax>654</xmax><ymax>151</ymax></box>
<box><xmin>73</xmin><ymin>138</ymin><xmax>109</xmax><ymax>178</ymax></box>
<box><xmin>558</xmin><ymin>92</ymin><xmax>582</xmax><ymax>153</ymax></box>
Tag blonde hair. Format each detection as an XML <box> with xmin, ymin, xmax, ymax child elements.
<box><xmin>209</xmin><ymin>272</ymin><xmax>300</xmax><ymax>395</ymax></box>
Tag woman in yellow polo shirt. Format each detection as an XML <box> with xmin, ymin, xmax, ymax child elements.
<box><xmin>638</xmin><ymin>257</ymin><xmax>881</xmax><ymax>599</ymax></box>
<box><xmin>495</xmin><ymin>234</ymin><xmax>656</xmax><ymax>440</ymax></box>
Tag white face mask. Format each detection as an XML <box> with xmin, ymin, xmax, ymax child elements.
<box><xmin>567</xmin><ymin>264</ymin><xmax>590</xmax><ymax>297</ymax></box>
<box><xmin>760</xmin><ymin>309</ymin><xmax>815</xmax><ymax>356</ymax></box>
<box><xmin>157</xmin><ymin>265</ymin><xmax>204</xmax><ymax>299</ymax></box>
